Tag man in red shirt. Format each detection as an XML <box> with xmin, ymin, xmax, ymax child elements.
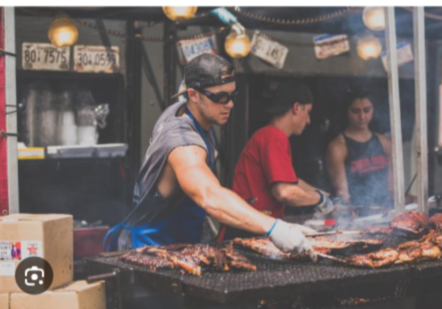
<box><xmin>219</xmin><ymin>81</ymin><xmax>335</xmax><ymax>240</ymax></box>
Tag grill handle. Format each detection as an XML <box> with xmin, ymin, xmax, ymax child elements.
<box><xmin>87</xmin><ymin>269</ymin><xmax>122</xmax><ymax>309</ymax></box>
<box><xmin>87</xmin><ymin>270</ymin><xmax>119</xmax><ymax>283</ymax></box>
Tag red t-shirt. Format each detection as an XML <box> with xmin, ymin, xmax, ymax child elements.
<box><xmin>232</xmin><ymin>125</ymin><xmax>298</xmax><ymax>219</ymax></box>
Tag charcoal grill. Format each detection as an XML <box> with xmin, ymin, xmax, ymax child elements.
<box><xmin>83</xmin><ymin>235</ymin><xmax>442</xmax><ymax>309</ymax></box>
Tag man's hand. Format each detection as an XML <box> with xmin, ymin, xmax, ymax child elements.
<box><xmin>269</xmin><ymin>220</ymin><xmax>318</xmax><ymax>261</ymax></box>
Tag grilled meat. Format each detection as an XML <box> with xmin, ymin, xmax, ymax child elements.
<box><xmin>223</xmin><ymin>245</ymin><xmax>257</xmax><ymax>271</ymax></box>
<box><xmin>148</xmin><ymin>248</ymin><xmax>202</xmax><ymax>276</ymax></box>
<box><xmin>420</xmin><ymin>242</ymin><xmax>442</xmax><ymax>260</ymax></box>
<box><xmin>433</xmin><ymin>234</ymin><xmax>442</xmax><ymax>248</ymax></box>
<box><xmin>393</xmin><ymin>229</ymin><xmax>442</xmax><ymax>264</ymax></box>
<box><xmin>312</xmin><ymin>237</ymin><xmax>352</xmax><ymax>250</ymax></box>
<box><xmin>366</xmin><ymin>226</ymin><xmax>393</xmax><ymax>236</ymax></box>
<box><xmin>429</xmin><ymin>213</ymin><xmax>442</xmax><ymax>231</ymax></box>
<box><xmin>369</xmin><ymin>248</ymin><xmax>400</xmax><ymax>268</ymax></box>
<box><xmin>233</xmin><ymin>237</ymin><xmax>292</xmax><ymax>259</ymax></box>
<box><xmin>345</xmin><ymin>248</ymin><xmax>399</xmax><ymax>268</ymax></box>
<box><xmin>391</xmin><ymin>210</ymin><xmax>428</xmax><ymax>235</ymax></box>
<box><xmin>120</xmin><ymin>251</ymin><xmax>174</xmax><ymax>270</ymax></box>
<box><xmin>182</xmin><ymin>246</ymin><xmax>211</xmax><ymax>265</ymax></box>
<box><xmin>182</xmin><ymin>244</ymin><xmax>230</xmax><ymax>271</ymax></box>
<box><xmin>345</xmin><ymin>254</ymin><xmax>374</xmax><ymax>268</ymax></box>
<box><xmin>395</xmin><ymin>242</ymin><xmax>441</xmax><ymax>264</ymax></box>
<box><xmin>206</xmin><ymin>246</ymin><xmax>230</xmax><ymax>271</ymax></box>
<box><xmin>312</xmin><ymin>247</ymin><xmax>332</xmax><ymax>255</ymax></box>
<box><xmin>312</xmin><ymin>237</ymin><xmax>383</xmax><ymax>254</ymax></box>
<box><xmin>138</xmin><ymin>243</ymin><xmax>191</xmax><ymax>254</ymax></box>
<box><xmin>233</xmin><ymin>236</ymin><xmax>383</xmax><ymax>263</ymax></box>
<box><xmin>346</xmin><ymin>239</ymin><xmax>384</xmax><ymax>251</ymax></box>
<box><xmin>396</xmin><ymin>246</ymin><xmax>423</xmax><ymax>264</ymax></box>
<box><xmin>125</xmin><ymin>242</ymin><xmax>259</xmax><ymax>276</ymax></box>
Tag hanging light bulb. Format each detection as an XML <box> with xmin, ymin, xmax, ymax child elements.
<box><xmin>362</xmin><ymin>7</ymin><xmax>386</xmax><ymax>31</ymax></box>
<box><xmin>48</xmin><ymin>13</ymin><xmax>79</xmax><ymax>48</ymax></box>
<box><xmin>224</xmin><ymin>24</ymin><xmax>251</xmax><ymax>58</ymax></box>
<box><xmin>357</xmin><ymin>35</ymin><xmax>382</xmax><ymax>60</ymax></box>
<box><xmin>162</xmin><ymin>7</ymin><xmax>198</xmax><ymax>21</ymax></box>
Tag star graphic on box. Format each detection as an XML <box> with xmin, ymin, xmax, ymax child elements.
<box><xmin>27</xmin><ymin>245</ymin><xmax>38</xmax><ymax>256</ymax></box>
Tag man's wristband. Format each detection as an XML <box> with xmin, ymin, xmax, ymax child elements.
<box><xmin>265</xmin><ymin>219</ymin><xmax>279</xmax><ymax>238</ymax></box>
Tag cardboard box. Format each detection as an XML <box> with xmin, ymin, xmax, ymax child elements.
<box><xmin>0</xmin><ymin>214</ymin><xmax>73</xmax><ymax>293</ymax></box>
<box><xmin>10</xmin><ymin>281</ymin><xmax>105</xmax><ymax>309</ymax></box>
<box><xmin>0</xmin><ymin>293</ymin><xmax>9</xmax><ymax>309</ymax></box>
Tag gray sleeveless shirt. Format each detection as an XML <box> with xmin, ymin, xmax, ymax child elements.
<box><xmin>118</xmin><ymin>101</ymin><xmax>216</xmax><ymax>250</ymax></box>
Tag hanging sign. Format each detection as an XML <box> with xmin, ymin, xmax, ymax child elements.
<box><xmin>250</xmin><ymin>31</ymin><xmax>289</xmax><ymax>69</ymax></box>
<box><xmin>313</xmin><ymin>34</ymin><xmax>349</xmax><ymax>60</ymax></box>
<box><xmin>381</xmin><ymin>42</ymin><xmax>414</xmax><ymax>71</ymax></box>
<box><xmin>74</xmin><ymin>45</ymin><xmax>120</xmax><ymax>73</ymax></box>
<box><xmin>22</xmin><ymin>43</ymin><xmax>70</xmax><ymax>71</ymax></box>
<box><xmin>176</xmin><ymin>34</ymin><xmax>218</xmax><ymax>65</ymax></box>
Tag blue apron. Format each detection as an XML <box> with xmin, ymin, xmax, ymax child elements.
<box><xmin>104</xmin><ymin>107</ymin><xmax>216</xmax><ymax>251</ymax></box>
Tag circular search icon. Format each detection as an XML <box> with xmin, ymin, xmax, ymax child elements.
<box><xmin>15</xmin><ymin>257</ymin><xmax>54</xmax><ymax>295</ymax></box>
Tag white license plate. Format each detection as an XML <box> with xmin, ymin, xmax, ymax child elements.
<box><xmin>74</xmin><ymin>45</ymin><xmax>120</xmax><ymax>73</ymax></box>
<box><xmin>22</xmin><ymin>43</ymin><xmax>70</xmax><ymax>71</ymax></box>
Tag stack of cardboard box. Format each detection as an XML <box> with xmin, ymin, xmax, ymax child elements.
<box><xmin>0</xmin><ymin>214</ymin><xmax>106</xmax><ymax>309</ymax></box>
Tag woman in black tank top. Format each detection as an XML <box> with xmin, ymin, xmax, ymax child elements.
<box><xmin>326</xmin><ymin>93</ymin><xmax>393</xmax><ymax>215</ymax></box>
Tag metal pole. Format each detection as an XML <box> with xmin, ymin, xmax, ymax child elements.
<box><xmin>413</xmin><ymin>7</ymin><xmax>429</xmax><ymax>213</ymax></box>
<box><xmin>5</xmin><ymin>7</ymin><xmax>19</xmax><ymax>214</ymax></box>
<box><xmin>384</xmin><ymin>7</ymin><xmax>405</xmax><ymax>213</ymax></box>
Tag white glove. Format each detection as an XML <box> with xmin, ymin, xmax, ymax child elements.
<box><xmin>269</xmin><ymin>220</ymin><xmax>318</xmax><ymax>261</ymax></box>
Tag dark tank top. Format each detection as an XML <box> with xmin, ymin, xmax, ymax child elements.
<box><xmin>343</xmin><ymin>133</ymin><xmax>393</xmax><ymax>211</ymax></box>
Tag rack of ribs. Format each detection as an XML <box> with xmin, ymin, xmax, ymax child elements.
<box><xmin>395</xmin><ymin>235</ymin><xmax>442</xmax><ymax>264</ymax></box>
<box><xmin>345</xmin><ymin>248</ymin><xmax>399</xmax><ymax>268</ymax></box>
<box><xmin>182</xmin><ymin>244</ymin><xmax>230</xmax><ymax>271</ymax></box>
<box><xmin>150</xmin><ymin>248</ymin><xmax>202</xmax><ymax>276</ymax></box>
<box><xmin>120</xmin><ymin>251</ymin><xmax>174</xmax><ymax>271</ymax></box>
<box><xmin>223</xmin><ymin>244</ymin><xmax>257</xmax><ymax>271</ymax></box>
<box><xmin>311</xmin><ymin>237</ymin><xmax>383</xmax><ymax>254</ymax></box>
<box><xmin>365</xmin><ymin>226</ymin><xmax>393</xmax><ymax>236</ymax></box>
<box><xmin>429</xmin><ymin>213</ymin><xmax>442</xmax><ymax>231</ymax></box>
<box><xmin>233</xmin><ymin>237</ymin><xmax>293</xmax><ymax>260</ymax></box>
<box><xmin>137</xmin><ymin>243</ymin><xmax>191</xmax><ymax>254</ymax></box>
<box><xmin>122</xmin><ymin>242</ymin><xmax>258</xmax><ymax>276</ymax></box>
<box><xmin>391</xmin><ymin>210</ymin><xmax>429</xmax><ymax>235</ymax></box>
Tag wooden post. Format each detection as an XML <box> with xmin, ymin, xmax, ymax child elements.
<box><xmin>413</xmin><ymin>7</ymin><xmax>429</xmax><ymax>213</ymax></box>
<box><xmin>385</xmin><ymin>7</ymin><xmax>405</xmax><ymax>213</ymax></box>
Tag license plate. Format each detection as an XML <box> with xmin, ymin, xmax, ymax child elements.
<box><xmin>74</xmin><ymin>45</ymin><xmax>120</xmax><ymax>73</ymax></box>
<box><xmin>381</xmin><ymin>41</ymin><xmax>413</xmax><ymax>71</ymax></box>
<box><xmin>176</xmin><ymin>35</ymin><xmax>218</xmax><ymax>65</ymax></box>
<box><xmin>313</xmin><ymin>34</ymin><xmax>350</xmax><ymax>59</ymax></box>
<box><xmin>251</xmin><ymin>32</ymin><xmax>289</xmax><ymax>69</ymax></box>
<box><xmin>22</xmin><ymin>43</ymin><xmax>70</xmax><ymax>71</ymax></box>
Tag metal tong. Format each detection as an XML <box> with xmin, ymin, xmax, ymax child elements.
<box><xmin>306</xmin><ymin>230</ymin><xmax>365</xmax><ymax>237</ymax></box>
<box><xmin>316</xmin><ymin>252</ymin><xmax>348</xmax><ymax>264</ymax></box>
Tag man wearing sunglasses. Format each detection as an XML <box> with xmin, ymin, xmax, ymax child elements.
<box><xmin>105</xmin><ymin>54</ymin><xmax>316</xmax><ymax>260</ymax></box>
<box><xmin>218</xmin><ymin>81</ymin><xmax>336</xmax><ymax>241</ymax></box>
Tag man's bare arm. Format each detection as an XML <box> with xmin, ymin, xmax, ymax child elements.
<box><xmin>297</xmin><ymin>179</ymin><xmax>329</xmax><ymax>196</ymax></box>
<box><xmin>297</xmin><ymin>179</ymin><xmax>316</xmax><ymax>192</ymax></box>
<box><xmin>271</xmin><ymin>182</ymin><xmax>321</xmax><ymax>207</ymax></box>
<box><xmin>326</xmin><ymin>138</ymin><xmax>350</xmax><ymax>202</ymax></box>
<box><xmin>168</xmin><ymin>145</ymin><xmax>275</xmax><ymax>235</ymax></box>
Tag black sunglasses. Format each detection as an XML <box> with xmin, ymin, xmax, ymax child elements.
<box><xmin>194</xmin><ymin>88</ymin><xmax>238</xmax><ymax>104</ymax></box>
